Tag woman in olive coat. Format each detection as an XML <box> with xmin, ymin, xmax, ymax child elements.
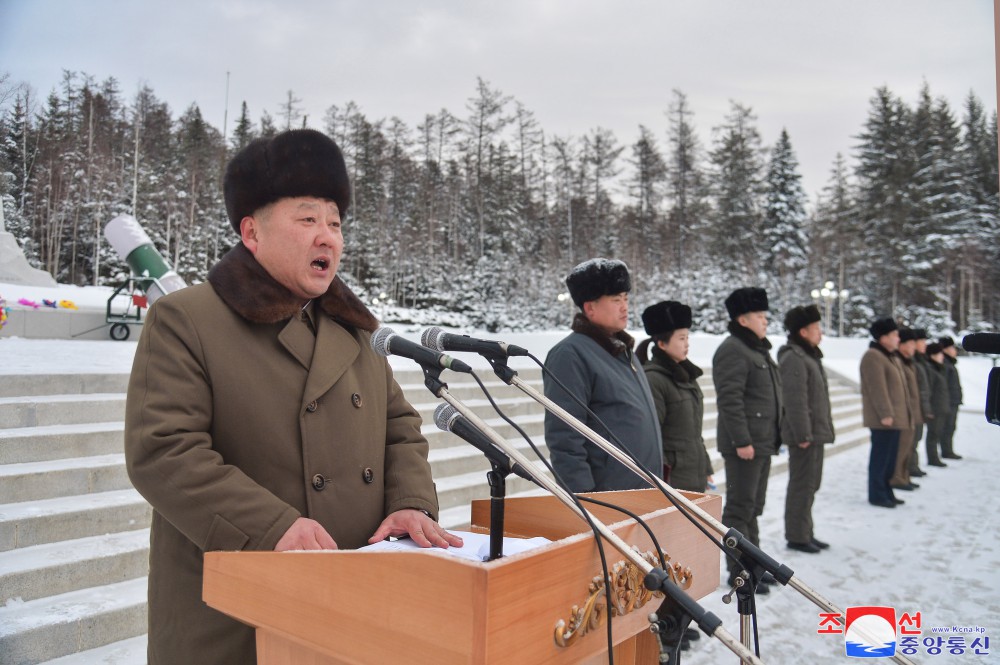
<box><xmin>637</xmin><ymin>301</ymin><xmax>713</xmax><ymax>492</ymax></box>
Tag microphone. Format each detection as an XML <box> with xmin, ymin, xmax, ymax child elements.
<box><xmin>371</xmin><ymin>327</ymin><xmax>472</xmax><ymax>373</ymax></box>
<box><xmin>962</xmin><ymin>332</ymin><xmax>1000</xmax><ymax>355</ymax></box>
<box><xmin>434</xmin><ymin>404</ymin><xmax>535</xmax><ymax>482</ymax></box>
<box><xmin>421</xmin><ymin>327</ymin><xmax>530</xmax><ymax>358</ymax></box>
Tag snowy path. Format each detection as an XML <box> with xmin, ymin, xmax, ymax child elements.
<box><xmin>685</xmin><ymin>403</ymin><xmax>1000</xmax><ymax>664</ymax></box>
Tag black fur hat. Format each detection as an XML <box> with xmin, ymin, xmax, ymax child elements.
<box><xmin>913</xmin><ymin>328</ymin><xmax>929</xmax><ymax>340</ymax></box>
<box><xmin>869</xmin><ymin>317</ymin><xmax>898</xmax><ymax>339</ymax></box>
<box><xmin>223</xmin><ymin>129</ymin><xmax>351</xmax><ymax>234</ymax></box>
<box><xmin>725</xmin><ymin>287</ymin><xmax>769</xmax><ymax>320</ymax></box>
<box><xmin>565</xmin><ymin>259</ymin><xmax>631</xmax><ymax>307</ymax></box>
<box><xmin>642</xmin><ymin>301</ymin><xmax>693</xmax><ymax>336</ymax></box>
<box><xmin>899</xmin><ymin>327</ymin><xmax>917</xmax><ymax>343</ymax></box>
<box><xmin>926</xmin><ymin>342</ymin><xmax>943</xmax><ymax>356</ymax></box>
<box><xmin>783</xmin><ymin>304</ymin><xmax>821</xmax><ymax>334</ymax></box>
<box><xmin>939</xmin><ymin>336</ymin><xmax>956</xmax><ymax>349</ymax></box>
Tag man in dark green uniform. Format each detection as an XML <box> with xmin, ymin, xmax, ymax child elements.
<box><xmin>779</xmin><ymin>304</ymin><xmax>835</xmax><ymax>554</ymax></box>
<box><xmin>713</xmin><ymin>287</ymin><xmax>782</xmax><ymax>591</ymax></box>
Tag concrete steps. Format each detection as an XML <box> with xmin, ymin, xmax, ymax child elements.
<box><xmin>0</xmin><ymin>578</ymin><xmax>147</xmax><ymax>665</ymax></box>
<box><xmin>0</xmin><ymin>362</ymin><xmax>865</xmax><ymax>664</ymax></box>
<box><xmin>0</xmin><ymin>367</ymin><xmax>553</xmax><ymax>663</ymax></box>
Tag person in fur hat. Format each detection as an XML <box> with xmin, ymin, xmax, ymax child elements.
<box><xmin>923</xmin><ymin>342</ymin><xmax>953</xmax><ymax>467</ymax></box>
<box><xmin>542</xmin><ymin>259</ymin><xmax>663</xmax><ymax>492</ymax></box>
<box><xmin>778</xmin><ymin>305</ymin><xmax>834</xmax><ymax>554</ymax></box>
<box><xmin>125</xmin><ymin>129</ymin><xmax>461</xmax><ymax>664</ymax></box>
<box><xmin>908</xmin><ymin>329</ymin><xmax>933</xmax><ymax>478</ymax></box>
<box><xmin>713</xmin><ymin>287</ymin><xmax>783</xmax><ymax>592</ymax></box>
<box><xmin>636</xmin><ymin>301</ymin><xmax>713</xmax><ymax>493</ymax></box>
<box><xmin>890</xmin><ymin>327</ymin><xmax>923</xmax><ymax>492</ymax></box>
<box><xmin>859</xmin><ymin>317</ymin><xmax>914</xmax><ymax>508</ymax></box>
<box><xmin>938</xmin><ymin>336</ymin><xmax>964</xmax><ymax>460</ymax></box>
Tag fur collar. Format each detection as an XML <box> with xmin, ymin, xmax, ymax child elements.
<box><xmin>207</xmin><ymin>243</ymin><xmax>378</xmax><ymax>331</ymax></box>
<box><xmin>571</xmin><ymin>312</ymin><xmax>634</xmax><ymax>357</ymax></box>
<box><xmin>868</xmin><ymin>340</ymin><xmax>895</xmax><ymax>358</ymax></box>
<box><xmin>728</xmin><ymin>319</ymin><xmax>772</xmax><ymax>352</ymax></box>
<box><xmin>650</xmin><ymin>346</ymin><xmax>703</xmax><ymax>383</ymax></box>
<box><xmin>787</xmin><ymin>334</ymin><xmax>824</xmax><ymax>359</ymax></box>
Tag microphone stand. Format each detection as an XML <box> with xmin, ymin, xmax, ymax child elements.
<box><xmin>485</xmin><ymin>357</ymin><xmax>917</xmax><ymax>665</ymax></box>
<box><xmin>417</xmin><ymin>361</ymin><xmax>765</xmax><ymax>665</ymax></box>
<box><xmin>486</xmin><ymin>462</ymin><xmax>507</xmax><ymax>561</ymax></box>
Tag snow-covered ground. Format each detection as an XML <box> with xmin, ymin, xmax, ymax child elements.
<box><xmin>2</xmin><ymin>309</ymin><xmax>999</xmax><ymax>663</ymax></box>
<box><xmin>687</xmin><ymin>382</ymin><xmax>999</xmax><ymax>664</ymax></box>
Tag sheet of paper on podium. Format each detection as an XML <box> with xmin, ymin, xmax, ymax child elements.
<box><xmin>358</xmin><ymin>530</ymin><xmax>552</xmax><ymax>561</ymax></box>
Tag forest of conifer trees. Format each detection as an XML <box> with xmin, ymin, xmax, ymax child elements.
<box><xmin>1</xmin><ymin>70</ymin><xmax>997</xmax><ymax>334</ymax></box>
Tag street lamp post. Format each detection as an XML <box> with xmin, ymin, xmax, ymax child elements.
<box><xmin>810</xmin><ymin>281</ymin><xmax>849</xmax><ymax>336</ymax></box>
<box><xmin>837</xmin><ymin>287</ymin><xmax>848</xmax><ymax>337</ymax></box>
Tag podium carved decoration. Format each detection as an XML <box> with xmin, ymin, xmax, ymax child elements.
<box><xmin>554</xmin><ymin>548</ymin><xmax>695</xmax><ymax>648</ymax></box>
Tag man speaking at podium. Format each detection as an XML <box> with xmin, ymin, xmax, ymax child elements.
<box><xmin>125</xmin><ymin>129</ymin><xmax>460</xmax><ymax>664</ymax></box>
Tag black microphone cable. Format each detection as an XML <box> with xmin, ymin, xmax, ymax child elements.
<box><xmin>528</xmin><ymin>352</ymin><xmax>739</xmax><ymax>564</ymax></box>
<box><xmin>464</xmin><ymin>370</ymin><xmax>670</xmax><ymax>570</ymax></box>
<box><xmin>465</xmin><ymin>368</ymin><xmax>710</xmax><ymax>662</ymax></box>
<box><xmin>464</xmin><ymin>368</ymin><xmax>626</xmax><ymax>663</ymax></box>
<box><xmin>526</xmin><ymin>350</ymin><xmax>765</xmax><ymax>655</ymax></box>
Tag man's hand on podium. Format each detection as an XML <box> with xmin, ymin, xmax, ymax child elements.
<box><xmin>275</xmin><ymin>517</ymin><xmax>339</xmax><ymax>551</ymax></box>
<box><xmin>369</xmin><ymin>509</ymin><xmax>465</xmax><ymax>549</ymax></box>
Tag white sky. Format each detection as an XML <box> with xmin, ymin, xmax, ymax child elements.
<box><xmin>1</xmin><ymin>0</ymin><xmax>996</xmax><ymax>201</ymax></box>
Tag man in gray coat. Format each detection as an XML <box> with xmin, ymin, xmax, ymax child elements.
<box><xmin>713</xmin><ymin>287</ymin><xmax>782</xmax><ymax>588</ymax></box>
<box><xmin>543</xmin><ymin>259</ymin><xmax>663</xmax><ymax>492</ymax></box>
<box><xmin>778</xmin><ymin>304</ymin><xmax>834</xmax><ymax>554</ymax></box>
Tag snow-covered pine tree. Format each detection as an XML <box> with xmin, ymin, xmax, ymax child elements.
<box><xmin>622</xmin><ymin>124</ymin><xmax>667</xmax><ymax>274</ymax></box>
<box><xmin>548</xmin><ymin>135</ymin><xmax>581</xmax><ymax>267</ymax></box>
<box><xmin>956</xmin><ymin>93</ymin><xmax>1000</xmax><ymax>327</ymax></box>
<box><xmin>707</xmin><ymin>102</ymin><xmax>765</xmax><ymax>278</ymax></box>
<box><xmin>173</xmin><ymin>103</ymin><xmax>226</xmax><ymax>282</ymax></box>
<box><xmin>582</xmin><ymin>126</ymin><xmax>623</xmax><ymax>258</ymax></box>
<box><xmin>230</xmin><ymin>101</ymin><xmax>256</xmax><ymax>153</ymax></box>
<box><xmin>854</xmin><ymin>86</ymin><xmax>916</xmax><ymax>314</ymax></box>
<box><xmin>464</xmin><ymin>77</ymin><xmax>512</xmax><ymax>259</ymax></box>
<box><xmin>811</xmin><ymin>153</ymin><xmax>861</xmax><ymax>333</ymax></box>
<box><xmin>761</xmin><ymin>128</ymin><xmax>809</xmax><ymax>312</ymax></box>
<box><xmin>904</xmin><ymin>85</ymin><xmax>962</xmax><ymax>316</ymax></box>
<box><xmin>665</xmin><ymin>89</ymin><xmax>708</xmax><ymax>276</ymax></box>
<box><xmin>1</xmin><ymin>83</ymin><xmax>42</xmax><ymax>267</ymax></box>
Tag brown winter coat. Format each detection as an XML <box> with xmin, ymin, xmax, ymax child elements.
<box><xmin>899</xmin><ymin>355</ymin><xmax>924</xmax><ymax>427</ymax></box>
<box><xmin>859</xmin><ymin>343</ymin><xmax>913</xmax><ymax>430</ymax></box>
<box><xmin>125</xmin><ymin>244</ymin><xmax>438</xmax><ymax>664</ymax></box>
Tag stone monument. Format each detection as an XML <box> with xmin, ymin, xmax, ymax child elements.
<box><xmin>0</xmin><ymin>202</ymin><xmax>57</xmax><ymax>286</ymax></box>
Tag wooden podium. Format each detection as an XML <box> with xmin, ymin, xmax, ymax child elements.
<box><xmin>204</xmin><ymin>488</ymin><xmax>721</xmax><ymax>664</ymax></box>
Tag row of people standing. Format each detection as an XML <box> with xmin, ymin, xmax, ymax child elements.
<box><xmin>860</xmin><ymin>320</ymin><xmax>963</xmax><ymax>508</ymax></box>
<box><xmin>542</xmin><ymin>262</ymin><xmax>835</xmax><ymax>595</ymax></box>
